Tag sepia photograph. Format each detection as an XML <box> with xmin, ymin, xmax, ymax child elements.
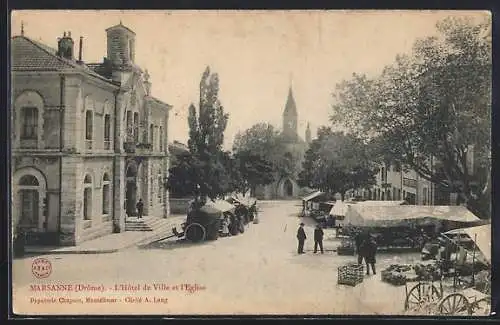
<box><xmin>9</xmin><ymin>10</ymin><xmax>492</xmax><ymax>316</ymax></box>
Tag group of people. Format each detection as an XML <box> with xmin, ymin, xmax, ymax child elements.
<box><xmin>296</xmin><ymin>223</ymin><xmax>325</xmax><ymax>254</ymax></box>
<box><xmin>354</xmin><ymin>232</ymin><xmax>378</xmax><ymax>275</ymax></box>
<box><xmin>296</xmin><ymin>222</ymin><xmax>379</xmax><ymax>276</ymax></box>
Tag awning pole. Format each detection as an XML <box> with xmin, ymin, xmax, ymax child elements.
<box><xmin>472</xmin><ymin>233</ymin><xmax>477</xmax><ymax>286</ymax></box>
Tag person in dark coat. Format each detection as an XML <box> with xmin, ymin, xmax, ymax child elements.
<box><xmin>136</xmin><ymin>199</ymin><xmax>144</xmax><ymax>219</ymax></box>
<box><xmin>314</xmin><ymin>224</ymin><xmax>324</xmax><ymax>254</ymax></box>
<box><xmin>363</xmin><ymin>235</ymin><xmax>378</xmax><ymax>275</ymax></box>
<box><xmin>355</xmin><ymin>230</ymin><xmax>365</xmax><ymax>264</ymax></box>
<box><xmin>296</xmin><ymin>223</ymin><xmax>307</xmax><ymax>254</ymax></box>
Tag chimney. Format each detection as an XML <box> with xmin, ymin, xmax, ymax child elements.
<box><xmin>57</xmin><ymin>31</ymin><xmax>74</xmax><ymax>60</ymax></box>
<box><xmin>78</xmin><ymin>36</ymin><xmax>83</xmax><ymax>63</ymax></box>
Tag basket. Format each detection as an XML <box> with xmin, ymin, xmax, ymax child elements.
<box><xmin>338</xmin><ymin>263</ymin><xmax>364</xmax><ymax>286</ymax></box>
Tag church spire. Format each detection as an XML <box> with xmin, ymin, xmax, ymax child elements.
<box><xmin>283</xmin><ymin>84</ymin><xmax>298</xmax><ymax>142</ymax></box>
<box><xmin>284</xmin><ymin>85</ymin><xmax>297</xmax><ymax>116</ymax></box>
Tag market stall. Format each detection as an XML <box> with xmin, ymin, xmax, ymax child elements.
<box><xmin>300</xmin><ymin>191</ymin><xmax>325</xmax><ymax>217</ymax></box>
<box><xmin>403</xmin><ymin>224</ymin><xmax>491</xmax><ymax>316</ymax></box>
<box><xmin>342</xmin><ymin>205</ymin><xmax>481</xmax><ymax>250</ymax></box>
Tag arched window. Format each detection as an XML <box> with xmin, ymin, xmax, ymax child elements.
<box><xmin>133</xmin><ymin>112</ymin><xmax>139</xmax><ymax>142</ymax></box>
<box><xmin>159</xmin><ymin>126</ymin><xmax>163</xmax><ymax>151</ymax></box>
<box><xmin>157</xmin><ymin>175</ymin><xmax>162</xmax><ymax>202</ymax></box>
<box><xmin>126</xmin><ymin>111</ymin><xmax>133</xmax><ymax>140</ymax></box>
<box><xmin>102</xmin><ymin>173</ymin><xmax>111</xmax><ymax>215</ymax></box>
<box><xmin>21</xmin><ymin>107</ymin><xmax>38</xmax><ymax>140</ymax></box>
<box><xmin>18</xmin><ymin>174</ymin><xmax>40</xmax><ymax>228</ymax></box>
<box><xmin>150</xmin><ymin>177</ymin><xmax>154</xmax><ymax>206</ymax></box>
<box><xmin>83</xmin><ymin>174</ymin><xmax>92</xmax><ymax>221</ymax></box>
<box><xmin>15</xmin><ymin>91</ymin><xmax>44</xmax><ymax>149</ymax></box>
<box><xmin>104</xmin><ymin>114</ymin><xmax>111</xmax><ymax>150</ymax></box>
<box><xmin>85</xmin><ymin>110</ymin><xmax>93</xmax><ymax>149</ymax></box>
<box><xmin>149</xmin><ymin>124</ymin><xmax>154</xmax><ymax>146</ymax></box>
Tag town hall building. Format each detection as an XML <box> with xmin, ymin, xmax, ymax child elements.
<box><xmin>11</xmin><ymin>22</ymin><xmax>172</xmax><ymax>246</ymax></box>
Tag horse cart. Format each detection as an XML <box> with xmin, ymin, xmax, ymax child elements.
<box><xmin>403</xmin><ymin>225</ymin><xmax>491</xmax><ymax>316</ymax></box>
<box><xmin>172</xmin><ymin>200</ymin><xmax>238</xmax><ymax>242</ymax></box>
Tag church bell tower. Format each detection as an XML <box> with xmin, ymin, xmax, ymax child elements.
<box><xmin>282</xmin><ymin>86</ymin><xmax>298</xmax><ymax>142</ymax></box>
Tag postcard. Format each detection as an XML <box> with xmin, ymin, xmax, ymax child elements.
<box><xmin>10</xmin><ymin>9</ymin><xmax>492</xmax><ymax>316</ymax></box>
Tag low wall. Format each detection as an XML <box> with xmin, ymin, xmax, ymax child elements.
<box><xmin>169</xmin><ymin>198</ymin><xmax>192</xmax><ymax>215</ymax></box>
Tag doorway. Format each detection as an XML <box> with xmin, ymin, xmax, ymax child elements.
<box><xmin>125</xmin><ymin>162</ymin><xmax>138</xmax><ymax>217</ymax></box>
<box><xmin>284</xmin><ymin>179</ymin><xmax>293</xmax><ymax>197</ymax></box>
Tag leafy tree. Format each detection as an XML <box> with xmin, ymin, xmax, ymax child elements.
<box><xmin>232</xmin><ymin>150</ymin><xmax>275</xmax><ymax>195</ymax></box>
<box><xmin>168</xmin><ymin>66</ymin><xmax>229</xmax><ymax>203</ymax></box>
<box><xmin>330</xmin><ymin>16</ymin><xmax>491</xmax><ymax>217</ymax></box>
<box><xmin>298</xmin><ymin>128</ymin><xmax>378</xmax><ymax>200</ymax></box>
<box><xmin>232</xmin><ymin>122</ymin><xmax>304</xmax><ymax>182</ymax></box>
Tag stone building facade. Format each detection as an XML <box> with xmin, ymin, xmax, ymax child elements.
<box><xmin>255</xmin><ymin>87</ymin><xmax>311</xmax><ymax>200</ymax></box>
<box><xmin>11</xmin><ymin>23</ymin><xmax>171</xmax><ymax>246</ymax></box>
<box><xmin>348</xmin><ymin>162</ymin><xmax>436</xmax><ymax>205</ymax></box>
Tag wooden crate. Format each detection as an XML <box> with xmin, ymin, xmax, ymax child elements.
<box><xmin>338</xmin><ymin>263</ymin><xmax>364</xmax><ymax>286</ymax></box>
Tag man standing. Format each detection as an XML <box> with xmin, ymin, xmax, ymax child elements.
<box><xmin>364</xmin><ymin>235</ymin><xmax>378</xmax><ymax>275</ymax></box>
<box><xmin>355</xmin><ymin>230</ymin><xmax>365</xmax><ymax>264</ymax></box>
<box><xmin>314</xmin><ymin>224</ymin><xmax>324</xmax><ymax>254</ymax></box>
<box><xmin>296</xmin><ymin>222</ymin><xmax>307</xmax><ymax>254</ymax></box>
<box><xmin>136</xmin><ymin>199</ymin><xmax>144</xmax><ymax>219</ymax></box>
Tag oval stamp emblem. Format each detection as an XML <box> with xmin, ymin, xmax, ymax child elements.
<box><xmin>32</xmin><ymin>258</ymin><xmax>52</xmax><ymax>279</ymax></box>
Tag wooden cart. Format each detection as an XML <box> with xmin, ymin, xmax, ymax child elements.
<box><xmin>404</xmin><ymin>226</ymin><xmax>491</xmax><ymax>316</ymax></box>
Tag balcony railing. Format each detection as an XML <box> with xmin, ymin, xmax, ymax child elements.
<box><xmin>85</xmin><ymin>140</ymin><xmax>93</xmax><ymax>150</ymax></box>
<box><xmin>104</xmin><ymin>140</ymin><xmax>111</xmax><ymax>150</ymax></box>
<box><xmin>403</xmin><ymin>177</ymin><xmax>417</xmax><ymax>188</ymax></box>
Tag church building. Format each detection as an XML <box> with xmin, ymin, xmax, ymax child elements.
<box><xmin>255</xmin><ymin>86</ymin><xmax>311</xmax><ymax>200</ymax></box>
<box><xmin>11</xmin><ymin>22</ymin><xmax>172</xmax><ymax>246</ymax></box>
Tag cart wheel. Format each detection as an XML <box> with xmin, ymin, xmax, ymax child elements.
<box><xmin>472</xmin><ymin>297</ymin><xmax>490</xmax><ymax>316</ymax></box>
<box><xmin>404</xmin><ymin>282</ymin><xmax>441</xmax><ymax>312</ymax></box>
<box><xmin>438</xmin><ymin>293</ymin><xmax>471</xmax><ymax>316</ymax></box>
<box><xmin>185</xmin><ymin>223</ymin><xmax>206</xmax><ymax>243</ymax></box>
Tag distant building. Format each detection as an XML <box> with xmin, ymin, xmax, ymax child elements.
<box><xmin>349</xmin><ymin>162</ymin><xmax>436</xmax><ymax>205</ymax></box>
<box><xmin>255</xmin><ymin>86</ymin><xmax>310</xmax><ymax>199</ymax></box>
<box><xmin>11</xmin><ymin>22</ymin><xmax>172</xmax><ymax>246</ymax></box>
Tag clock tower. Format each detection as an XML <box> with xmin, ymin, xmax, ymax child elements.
<box><xmin>282</xmin><ymin>86</ymin><xmax>298</xmax><ymax>142</ymax></box>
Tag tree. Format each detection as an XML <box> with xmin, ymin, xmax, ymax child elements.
<box><xmin>331</xmin><ymin>16</ymin><xmax>491</xmax><ymax>217</ymax></box>
<box><xmin>232</xmin><ymin>122</ymin><xmax>304</xmax><ymax>181</ymax></box>
<box><xmin>168</xmin><ymin>66</ymin><xmax>229</xmax><ymax>203</ymax></box>
<box><xmin>298</xmin><ymin>127</ymin><xmax>378</xmax><ymax>200</ymax></box>
<box><xmin>232</xmin><ymin>150</ymin><xmax>275</xmax><ymax>195</ymax></box>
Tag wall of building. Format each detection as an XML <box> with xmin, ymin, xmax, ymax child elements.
<box><xmin>169</xmin><ymin>198</ymin><xmax>191</xmax><ymax>214</ymax></box>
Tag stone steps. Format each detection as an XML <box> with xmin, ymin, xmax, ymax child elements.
<box><xmin>125</xmin><ymin>218</ymin><xmax>153</xmax><ymax>231</ymax></box>
<box><xmin>134</xmin><ymin>217</ymin><xmax>184</xmax><ymax>246</ymax></box>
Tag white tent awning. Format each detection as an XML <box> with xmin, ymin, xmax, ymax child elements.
<box><xmin>345</xmin><ymin>205</ymin><xmax>481</xmax><ymax>228</ymax></box>
<box><xmin>329</xmin><ymin>201</ymin><xmax>352</xmax><ymax>216</ymax></box>
<box><xmin>357</xmin><ymin>200</ymin><xmax>407</xmax><ymax>206</ymax></box>
<box><xmin>302</xmin><ymin>191</ymin><xmax>324</xmax><ymax>202</ymax></box>
<box><xmin>445</xmin><ymin>224</ymin><xmax>491</xmax><ymax>263</ymax></box>
<box><xmin>200</xmin><ymin>200</ymin><xmax>236</xmax><ymax>214</ymax></box>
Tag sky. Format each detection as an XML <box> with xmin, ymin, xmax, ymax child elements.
<box><xmin>11</xmin><ymin>10</ymin><xmax>489</xmax><ymax>150</ymax></box>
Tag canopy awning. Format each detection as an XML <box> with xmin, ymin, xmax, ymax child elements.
<box><xmin>445</xmin><ymin>224</ymin><xmax>491</xmax><ymax>263</ymax></box>
<box><xmin>329</xmin><ymin>201</ymin><xmax>353</xmax><ymax>216</ymax></box>
<box><xmin>200</xmin><ymin>200</ymin><xmax>236</xmax><ymax>214</ymax></box>
<box><xmin>345</xmin><ymin>205</ymin><xmax>481</xmax><ymax>228</ymax></box>
<box><xmin>229</xmin><ymin>195</ymin><xmax>256</xmax><ymax>207</ymax></box>
<box><xmin>357</xmin><ymin>200</ymin><xmax>407</xmax><ymax>206</ymax></box>
<box><xmin>302</xmin><ymin>191</ymin><xmax>324</xmax><ymax>202</ymax></box>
